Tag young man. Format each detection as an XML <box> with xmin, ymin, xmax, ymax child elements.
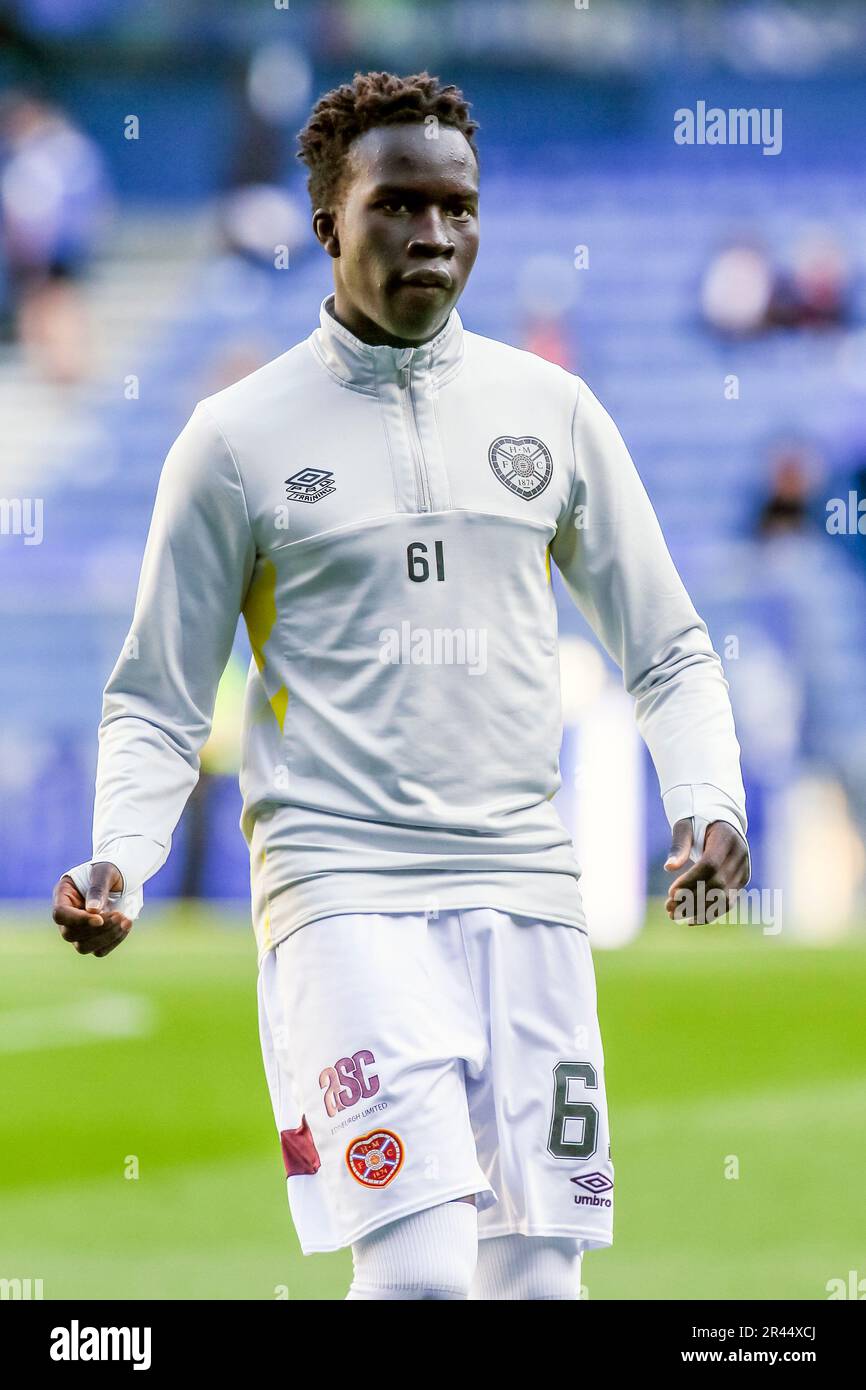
<box><xmin>53</xmin><ymin>72</ymin><xmax>749</xmax><ymax>1300</ymax></box>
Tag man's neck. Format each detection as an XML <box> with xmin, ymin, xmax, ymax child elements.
<box><xmin>328</xmin><ymin>294</ymin><xmax>446</xmax><ymax>349</ymax></box>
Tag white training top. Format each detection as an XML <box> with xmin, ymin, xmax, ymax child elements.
<box><xmin>66</xmin><ymin>295</ymin><xmax>747</xmax><ymax>960</ymax></box>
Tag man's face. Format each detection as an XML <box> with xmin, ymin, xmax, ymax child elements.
<box><xmin>318</xmin><ymin>121</ymin><xmax>480</xmax><ymax>346</ymax></box>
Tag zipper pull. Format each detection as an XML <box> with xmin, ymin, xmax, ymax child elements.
<box><xmin>398</xmin><ymin>365</ymin><xmax>410</xmax><ymax>389</ymax></box>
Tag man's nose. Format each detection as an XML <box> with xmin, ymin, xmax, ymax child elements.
<box><xmin>407</xmin><ymin>209</ymin><xmax>454</xmax><ymax>256</ymax></box>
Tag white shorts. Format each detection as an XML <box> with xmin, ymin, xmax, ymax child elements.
<box><xmin>257</xmin><ymin>907</ymin><xmax>614</xmax><ymax>1255</ymax></box>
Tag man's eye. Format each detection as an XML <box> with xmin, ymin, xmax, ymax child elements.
<box><xmin>449</xmin><ymin>207</ymin><xmax>473</xmax><ymax>221</ymax></box>
<box><xmin>379</xmin><ymin>199</ymin><xmax>408</xmax><ymax>214</ymax></box>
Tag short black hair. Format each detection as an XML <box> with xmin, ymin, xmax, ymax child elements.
<box><xmin>297</xmin><ymin>70</ymin><xmax>479</xmax><ymax>211</ymax></box>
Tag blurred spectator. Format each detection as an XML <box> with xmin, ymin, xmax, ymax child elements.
<box><xmin>768</xmin><ymin>227</ymin><xmax>851</xmax><ymax>330</ymax></box>
<box><xmin>522</xmin><ymin>315</ymin><xmax>573</xmax><ymax>369</ymax></box>
<box><xmin>751</xmin><ymin>434</ymin><xmax>866</xmax><ymax>860</ymax></box>
<box><xmin>518</xmin><ymin>252</ymin><xmax>577</xmax><ymax>369</ymax></box>
<box><xmin>215</xmin><ymin>40</ymin><xmax>310</xmax><ymax>271</ymax></box>
<box><xmin>703</xmin><ymin>229</ymin><xmax>851</xmax><ymax>339</ymax></box>
<box><xmin>756</xmin><ymin>443</ymin><xmax>821</xmax><ymax>538</ymax></box>
<box><xmin>217</xmin><ymin>182</ymin><xmax>306</xmax><ymax>270</ymax></box>
<box><xmin>701</xmin><ymin>240</ymin><xmax>774</xmax><ymax>337</ymax></box>
<box><xmin>0</xmin><ymin>90</ymin><xmax>112</xmax><ymax>382</ymax></box>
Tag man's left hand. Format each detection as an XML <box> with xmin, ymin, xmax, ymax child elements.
<box><xmin>664</xmin><ymin>819</ymin><xmax>750</xmax><ymax>924</ymax></box>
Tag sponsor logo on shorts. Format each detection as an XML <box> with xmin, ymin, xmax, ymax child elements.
<box><xmin>320</xmin><ymin>1049</ymin><xmax>380</xmax><ymax>1117</ymax></box>
<box><xmin>571</xmin><ymin>1172</ymin><xmax>613</xmax><ymax>1208</ymax></box>
<box><xmin>330</xmin><ymin>1099</ymin><xmax>389</xmax><ymax>1137</ymax></box>
<box><xmin>346</xmin><ymin>1129</ymin><xmax>405</xmax><ymax>1188</ymax></box>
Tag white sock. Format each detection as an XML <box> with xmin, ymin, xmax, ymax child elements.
<box><xmin>469</xmin><ymin>1234</ymin><xmax>583</xmax><ymax>1300</ymax></box>
<box><xmin>346</xmin><ymin>1200</ymin><xmax>478</xmax><ymax>1300</ymax></box>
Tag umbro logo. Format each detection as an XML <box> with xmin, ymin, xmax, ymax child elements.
<box><xmin>571</xmin><ymin>1171</ymin><xmax>613</xmax><ymax>1209</ymax></box>
<box><xmin>285</xmin><ymin>467</ymin><xmax>336</xmax><ymax>503</ymax></box>
<box><xmin>571</xmin><ymin>1172</ymin><xmax>613</xmax><ymax>1194</ymax></box>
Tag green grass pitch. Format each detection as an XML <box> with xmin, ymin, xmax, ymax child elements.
<box><xmin>1</xmin><ymin>905</ymin><xmax>864</xmax><ymax>1300</ymax></box>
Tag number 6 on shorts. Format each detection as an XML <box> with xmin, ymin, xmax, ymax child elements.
<box><xmin>547</xmin><ymin>1060</ymin><xmax>599</xmax><ymax>1160</ymax></box>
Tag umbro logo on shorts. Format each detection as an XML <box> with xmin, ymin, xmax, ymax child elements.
<box><xmin>488</xmin><ymin>435</ymin><xmax>553</xmax><ymax>499</ymax></box>
<box><xmin>285</xmin><ymin>467</ymin><xmax>336</xmax><ymax>503</ymax></box>
<box><xmin>571</xmin><ymin>1171</ymin><xmax>613</xmax><ymax>1208</ymax></box>
<box><xmin>572</xmin><ymin>1171</ymin><xmax>613</xmax><ymax>1194</ymax></box>
<box><xmin>346</xmin><ymin>1129</ymin><xmax>405</xmax><ymax>1188</ymax></box>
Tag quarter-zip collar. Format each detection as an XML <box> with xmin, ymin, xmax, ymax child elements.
<box><xmin>311</xmin><ymin>293</ymin><xmax>465</xmax><ymax>393</ymax></box>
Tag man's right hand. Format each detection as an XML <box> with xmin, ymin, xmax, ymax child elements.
<box><xmin>52</xmin><ymin>862</ymin><xmax>132</xmax><ymax>958</ymax></box>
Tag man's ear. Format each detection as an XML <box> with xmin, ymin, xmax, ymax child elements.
<box><xmin>313</xmin><ymin>209</ymin><xmax>340</xmax><ymax>258</ymax></box>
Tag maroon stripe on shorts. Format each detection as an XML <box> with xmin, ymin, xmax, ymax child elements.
<box><xmin>280</xmin><ymin>1115</ymin><xmax>321</xmax><ymax>1177</ymax></box>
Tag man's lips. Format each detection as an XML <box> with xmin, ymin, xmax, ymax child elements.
<box><xmin>399</xmin><ymin>268</ymin><xmax>453</xmax><ymax>289</ymax></box>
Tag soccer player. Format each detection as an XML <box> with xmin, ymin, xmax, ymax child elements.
<box><xmin>52</xmin><ymin>72</ymin><xmax>750</xmax><ymax>1300</ymax></box>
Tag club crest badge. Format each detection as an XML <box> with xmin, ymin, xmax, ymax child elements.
<box><xmin>285</xmin><ymin>467</ymin><xmax>336</xmax><ymax>503</ymax></box>
<box><xmin>488</xmin><ymin>435</ymin><xmax>553</xmax><ymax>499</ymax></box>
<box><xmin>346</xmin><ymin>1129</ymin><xmax>405</xmax><ymax>1188</ymax></box>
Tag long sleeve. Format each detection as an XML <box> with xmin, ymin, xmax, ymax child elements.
<box><xmin>66</xmin><ymin>402</ymin><xmax>256</xmax><ymax>917</ymax></box>
<box><xmin>550</xmin><ymin>380</ymin><xmax>748</xmax><ymax>862</ymax></box>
